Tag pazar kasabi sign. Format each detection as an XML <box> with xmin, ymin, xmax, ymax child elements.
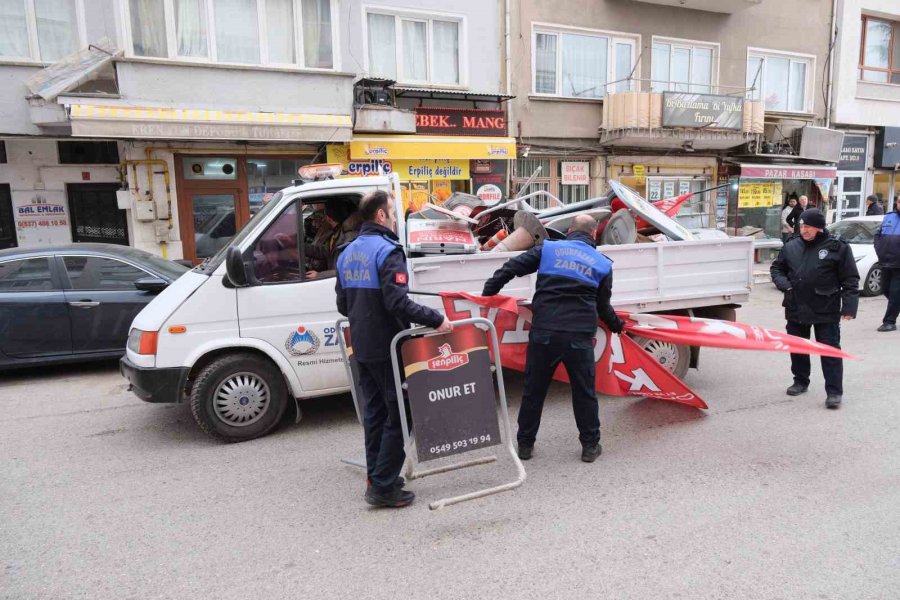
<box><xmin>439</xmin><ymin>292</ymin><xmax>855</xmax><ymax>410</ymax></box>
<box><xmin>415</xmin><ymin>107</ymin><xmax>507</xmax><ymax>136</ymax></box>
<box><xmin>661</xmin><ymin>92</ymin><xmax>744</xmax><ymax>130</ymax></box>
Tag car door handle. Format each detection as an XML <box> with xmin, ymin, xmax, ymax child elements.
<box><xmin>69</xmin><ymin>301</ymin><xmax>100</xmax><ymax>308</ymax></box>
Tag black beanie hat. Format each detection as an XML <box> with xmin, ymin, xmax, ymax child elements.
<box><xmin>799</xmin><ymin>208</ymin><xmax>826</xmax><ymax>230</ymax></box>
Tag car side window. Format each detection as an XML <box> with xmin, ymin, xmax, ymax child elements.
<box><xmin>0</xmin><ymin>258</ymin><xmax>54</xmax><ymax>291</ymax></box>
<box><xmin>64</xmin><ymin>257</ymin><xmax>149</xmax><ymax>291</ymax></box>
<box><xmin>252</xmin><ymin>202</ymin><xmax>302</xmax><ymax>284</ymax></box>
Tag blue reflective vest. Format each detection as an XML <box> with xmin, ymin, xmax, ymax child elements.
<box><xmin>538</xmin><ymin>239</ymin><xmax>611</xmax><ymax>288</ymax></box>
<box><xmin>337</xmin><ymin>233</ymin><xmax>396</xmax><ymax>290</ymax></box>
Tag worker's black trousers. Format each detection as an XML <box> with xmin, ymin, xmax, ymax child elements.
<box><xmin>786</xmin><ymin>321</ymin><xmax>843</xmax><ymax>396</ymax></box>
<box><xmin>517</xmin><ymin>328</ymin><xmax>600</xmax><ymax>449</ymax></box>
<box><xmin>358</xmin><ymin>359</ymin><xmax>405</xmax><ymax>493</ymax></box>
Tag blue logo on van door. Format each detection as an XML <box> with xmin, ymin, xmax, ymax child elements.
<box><xmin>285</xmin><ymin>326</ymin><xmax>321</xmax><ymax>356</ymax></box>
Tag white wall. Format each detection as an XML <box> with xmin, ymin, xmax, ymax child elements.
<box><xmin>833</xmin><ymin>0</ymin><xmax>900</xmax><ymax>126</ymax></box>
<box><xmin>0</xmin><ymin>139</ymin><xmax>120</xmax><ymax>248</ymax></box>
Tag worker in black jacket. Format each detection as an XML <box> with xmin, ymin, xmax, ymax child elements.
<box><xmin>770</xmin><ymin>208</ymin><xmax>859</xmax><ymax>409</ymax></box>
<box><xmin>482</xmin><ymin>214</ymin><xmax>625</xmax><ymax>462</ymax></box>
<box><xmin>336</xmin><ymin>190</ymin><xmax>452</xmax><ymax>508</ymax></box>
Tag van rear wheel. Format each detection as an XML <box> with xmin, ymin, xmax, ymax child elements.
<box><xmin>190</xmin><ymin>353</ymin><xmax>288</xmax><ymax>442</ymax></box>
<box><xmin>631</xmin><ymin>336</ymin><xmax>691</xmax><ymax>380</ymax></box>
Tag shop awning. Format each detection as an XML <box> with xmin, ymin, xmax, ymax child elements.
<box><xmin>68</xmin><ymin>104</ymin><xmax>353</xmax><ymax>142</ymax></box>
<box><xmin>349</xmin><ymin>135</ymin><xmax>517</xmax><ymax>160</ymax></box>
<box><xmin>739</xmin><ymin>163</ymin><xmax>837</xmax><ymax>179</ymax></box>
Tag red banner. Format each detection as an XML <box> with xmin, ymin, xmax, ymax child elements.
<box><xmin>620</xmin><ymin>312</ymin><xmax>856</xmax><ymax>360</ymax></box>
<box><xmin>438</xmin><ymin>293</ymin><xmax>856</xmax><ymax>410</ymax></box>
<box><xmin>440</xmin><ymin>293</ymin><xmax>707</xmax><ymax>409</ymax></box>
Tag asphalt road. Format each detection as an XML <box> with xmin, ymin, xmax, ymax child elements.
<box><xmin>2</xmin><ymin>284</ymin><xmax>898</xmax><ymax>600</ymax></box>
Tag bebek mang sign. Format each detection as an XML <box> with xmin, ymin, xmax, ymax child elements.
<box><xmin>438</xmin><ymin>292</ymin><xmax>856</xmax><ymax>410</ymax></box>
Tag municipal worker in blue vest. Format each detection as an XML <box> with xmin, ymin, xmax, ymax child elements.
<box><xmin>482</xmin><ymin>214</ymin><xmax>624</xmax><ymax>463</ymax></box>
<box><xmin>336</xmin><ymin>190</ymin><xmax>452</xmax><ymax>508</ymax></box>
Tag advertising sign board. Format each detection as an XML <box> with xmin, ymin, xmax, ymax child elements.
<box><xmin>561</xmin><ymin>162</ymin><xmax>590</xmax><ymax>185</ymax></box>
<box><xmin>661</xmin><ymin>93</ymin><xmax>744</xmax><ymax>130</ymax></box>
<box><xmin>838</xmin><ymin>134</ymin><xmax>868</xmax><ymax>171</ymax></box>
<box><xmin>400</xmin><ymin>326</ymin><xmax>501</xmax><ymax>463</ymax></box>
<box><xmin>415</xmin><ymin>107</ymin><xmax>507</xmax><ymax>136</ymax></box>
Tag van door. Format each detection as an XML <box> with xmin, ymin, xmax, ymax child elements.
<box><xmin>235</xmin><ymin>185</ymin><xmax>383</xmax><ymax>394</ymax></box>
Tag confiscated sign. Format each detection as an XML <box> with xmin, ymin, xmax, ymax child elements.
<box><xmin>401</xmin><ymin>326</ymin><xmax>501</xmax><ymax>463</ymax></box>
<box><xmin>661</xmin><ymin>92</ymin><xmax>743</xmax><ymax>130</ymax></box>
<box><xmin>561</xmin><ymin>162</ymin><xmax>589</xmax><ymax>185</ymax></box>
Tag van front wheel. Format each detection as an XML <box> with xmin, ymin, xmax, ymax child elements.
<box><xmin>190</xmin><ymin>353</ymin><xmax>288</xmax><ymax>442</ymax></box>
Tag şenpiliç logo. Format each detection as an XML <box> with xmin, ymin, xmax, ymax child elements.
<box><xmin>285</xmin><ymin>326</ymin><xmax>321</xmax><ymax>356</ymax></box>
<box><xmin>427</xmin><ymin>343</ymin><xmax>469</xmax><ymax>371</ymax></box>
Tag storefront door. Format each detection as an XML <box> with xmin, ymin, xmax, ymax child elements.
<box><xmin>67</xmin><ymin>183</ymin><xmax>129</xmax><ymax>246</ymax></box>
<box><xmin>0</xmin><ymin>184</ymin><xmax>15</xmax><ymax>249</ymax></box>
<box><xmin>835</xmin><ymin>173</ymin><xmax>864</xmax><ymax>221</ymax></box>
<box><xmin>182</xmin><ymin>190</ymin><xmax>246</xmax><ymax>263</ymax></box>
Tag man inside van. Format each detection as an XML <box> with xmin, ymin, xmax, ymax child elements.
<box><xmin>306</xmin><ymin>203</ymin><xmax>361</xmax><ymax>279</ymax></box>
<box><xmin>336</xmin><ymin>190</ymin><xmax>453</xmax><ymax>508</ymax></box>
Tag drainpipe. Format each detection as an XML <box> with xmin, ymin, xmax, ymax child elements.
<box><xmin>505</xmin><ymin>0</ymin><xmax>513</xmax><ymax>195</ymax></box>
<box><xmin>825</xmin><ymin>0</ymin><xmax>839</xmax><ymax>128</ymax></box>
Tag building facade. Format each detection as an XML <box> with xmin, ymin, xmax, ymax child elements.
<box><xmin>0</xmin><ymin>0</ymin><xmax>505</xmax><ymax>262</ymax></box>
<box><xmin>831</xmin><ymin>0</ymin><xmax>900</xmax><ymax>216</ymax></box>
<box><xmin>505</xmin><ymin>0</ymin><xmax>838</xmax><ymax>237</ymax></box>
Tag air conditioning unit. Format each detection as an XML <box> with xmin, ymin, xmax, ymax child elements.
<box><xmin>354</xmin><ymin>78</ymin><xmax>396</xmax><ymax>107</ymax></box>
<box><xmin>791</xmin><ymin>126</ymin><xmax>844</xmax><ymax>163</ymax></box>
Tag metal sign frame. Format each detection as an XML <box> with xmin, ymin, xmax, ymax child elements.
<box><xmin>335</xmin><ymin>317</ymin><xmax>366</xmax><ymax>470</ymax></box>
<box><xmin>389</xmin><ymin>317</ymin><xmax>526</xmax><ymax>510</ymax></box>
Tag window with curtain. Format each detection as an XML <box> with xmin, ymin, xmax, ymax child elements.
<box><xmin>126</xmin><ymin>0</ymin><xmax>335</xmax><ymax>68</ymax></box>
<box><xmin>746</xmin><ymin>51</ymin><xmax>811</xmax><ymax>112</ymax></box>
<box><xmin>175</xmin><ymin>0</ymin><xmax>208</xmax><ymax>58</ymax></box>
<box><xmin>301</xmin><ymin>0</ymin><xmax>332</xmax><ymax>68</ymax></box>
<box><xmin>214</xmin><ymin>0</ymin><xmax>259</xmax><ymax>64</ymax></box>
<box><xmin>366</xmin><ymin>11</ymin><xmax>462</xmax><ymax>85</ymax></box>
<box><xmin>650</xmin><ymin>39</ymin><xmax>716</xmax><ymax>94</ymax></box>
<box><xmin>533</xmin><ymin>27</ymin><xmax>637</xmax><ymax>98</ymax></box>
<box><xmin>0</xmin><ymin>0</ymin><xmax>83</xmax><ymax>62</ymax></box>
<box><xmin>859</xmin><ymin>15</ymin><xmax>900</xmax><ymax>84</ymax></box>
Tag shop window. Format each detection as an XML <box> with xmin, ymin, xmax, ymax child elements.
<box><xmin>182</xmin><ymin>157</ymin><xmax>238</xmax><ymax>180</ymax></box>
<box><xmin>860</xmin><ymin>15</ymin><xmax>900</xmax><ymax>84</ymax></box>
<box><xmin>533</xmin><ymin>25</ymin><xmax>638</xmax><ymax>98</ymax></box>
<box><xmin>126</xmin><ymin>0</ymin><xmax>335</xmax><ymax>69</ymax></box>
<box><xmin>366</xmin><ymin>10</ymin><xmax>461</xmax><ymax>85</ymax></box>
<box><xmin>58</xmin><ymin>141</ymin><xmax>120</xmax><ymax>165</ymax></box>
<box><xmin>746</xmin><ymin>49</ymin><xmax>813</xmax><ymax>113</ymax></box>
<box><xmin>651</xmin><ymin>38</ymin><xmax>717</xmax><ymax>94</ymax></box>
<box><xmin>247</xmin><ymin>157</ymin><xmax>313</xmax><ymax>216</ymax></box>
<box><xmin>0</xmin><ymin>0</ymin><xmax>83</xmax><ymax>63</ymax></box>
<box><xmin>513</xmin><ymin>158</ymin><xmax>594</xmax><ymax>209</ymax></box>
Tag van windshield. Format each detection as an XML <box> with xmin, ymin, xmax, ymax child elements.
<box><xmin>194</xmin><ymin>191</ymin><xmax>285</xmax><ymax>275</ymax></box>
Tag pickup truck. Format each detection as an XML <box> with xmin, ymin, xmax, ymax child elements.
<box><xmin>120</xmin><ymin>172</ymin><xmax>753</xmax><ymax>441</ymax></box>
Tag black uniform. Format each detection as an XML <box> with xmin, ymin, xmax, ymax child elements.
<box><xmin>336</xmin><ymin>222</ymin><xmax>443</xmax><ymax>493</ymax></box>
<box><xmin>770</xmin><ymin>232</ymin><xmax>859</xmax><ymax>396</ymax></box>
<box><xmin>482</xmin><ymin>231</ymin><xmax>625</xmax><ymax>450</ymax></box>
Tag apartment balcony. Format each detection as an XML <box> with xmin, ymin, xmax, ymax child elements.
<box><xmin>600</xmin><ymin>89</ymin><xmax>764</xmax><ymax>151</ymax></box>
<box><xmin>629</xmin><ymin>0</ymin><xmax>763</xmax><ymax>13</ymax></box>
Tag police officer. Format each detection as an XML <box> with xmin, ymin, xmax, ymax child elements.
<box><xmin>336</xmin><ymin>190</ymin><xmax>452</xmax><ymax>508</ymax></box>
<box><xmin>770</xmin><ymin>208</ymin><xmax>859</xmax><ymax>409</ymax></box>
<box><xmin>481</xmin><ymin>214</ymin><xmax>625</xmax><ymax>462</ymax></box>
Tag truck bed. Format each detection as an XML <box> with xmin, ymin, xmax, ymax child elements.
<box><xmin>409</xmin><ymin>237</ymin><xmax>753</xmax><ymax>314</ymax></box>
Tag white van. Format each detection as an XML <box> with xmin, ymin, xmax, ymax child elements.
<box><xmin>121</xmin><ymin>170</ymin><xmax>754</xmax><ymax>442</ymax></box>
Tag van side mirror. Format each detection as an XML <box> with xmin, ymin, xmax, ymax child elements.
<box><xmin>225</xmin><ymin>246</ymin><xmax>249</xmax><ymax>287</ymax></box>
<box><xmin>134</xmin><ymin>277</ymin><xmax>169</xmax><ymax>294</ymax></box>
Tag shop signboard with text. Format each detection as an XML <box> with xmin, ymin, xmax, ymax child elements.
<box><xmin>661</xmin><ymin>93</ymin><xmax>743</xmax><ymax>130</ymax></box>
<box><xmin>327</xmin><ymin>145</ymin><xmax>468</xmax><ymax>180</ymax></box>
<box><xmin>838</xmin><ymin>134</ymin><xmax>868</xmax><ymax>171</ymax></box>
<box><xmin>561</xmin><ymin>162</ymin><xmax>590</xmax><ymax>185</ymax></box>
<box><xmin>415</xmin><ymin>107</ymin><xmax>507</xmax><ymax>137</ymax></box>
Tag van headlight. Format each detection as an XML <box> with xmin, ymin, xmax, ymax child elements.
<box><xmin>128</xmin><ymin>328</ymin><xmax>159</xmax><ymax>355</ymax></box>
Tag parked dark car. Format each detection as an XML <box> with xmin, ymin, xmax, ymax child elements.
<box><xmin>0</xmin><ymin>244</ymin><xmax>188</xmax><ymax>370</ymax></box>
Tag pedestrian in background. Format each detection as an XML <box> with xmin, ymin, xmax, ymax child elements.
<box><xmin>865</xmin><ymin>195</ymin><xmax>885</xmax><ymax>216</ymax></box>
<box><xmin>874</xmin><ymin>199</ymin><xmax>900</xmax><ymax>332</ymax></box>
<box><xmin>771</xmin><ymin>208</ymin><xmax>859</xmax><ymax>409</ymax></box>
<box><xmin>781</xmin><ymin>197</ymin><xmax>797</xmax><ymax>243</ymax></box>
<box><xmin>336</xmin><ymin>190</ymin><xmax>452</xmax><ymax>508</ymax></box>
<box><xmin>482</xmin><ymin>214</ymin><xmax>625</xmax><ymax>462</ymax></box>
<box><xmin>789</xmin><ymin>195</ymin><xmax>809</xmax><ymax>236</ymax></box>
